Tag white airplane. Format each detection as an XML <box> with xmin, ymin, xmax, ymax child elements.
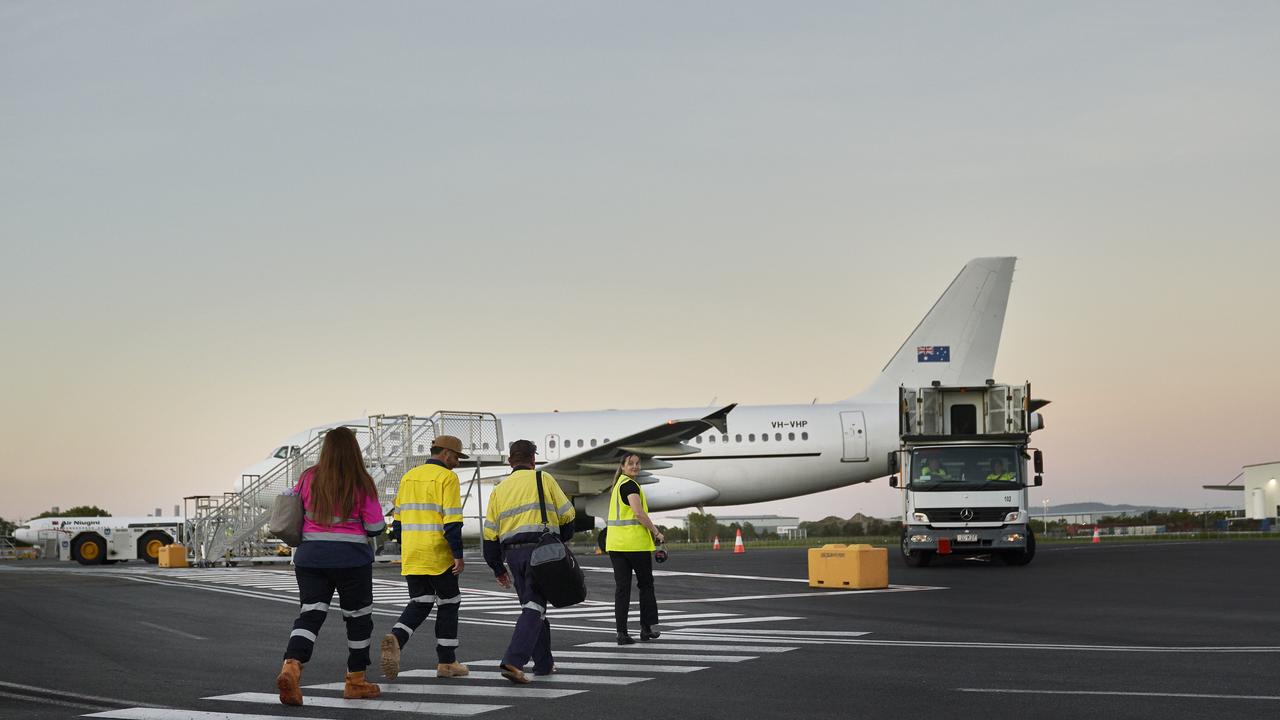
<box><xmin>240</xmin><ymin>257</ymin><xmax>1018</xmax><ymax>535</ymax></box>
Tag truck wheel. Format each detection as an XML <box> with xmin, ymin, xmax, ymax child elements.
<box><xmin>901</xmin><ymin>531</ymin><xmax>933</xmax><ymax>567</ymax></box>
<box><xmin>72</xmin><ymin>534</ymin><xmax>107</xmax><ymax>565</ymax></box>
<box><xmin>137</xmin><ymin>531</ymin><xmax>173</xmax><ymax>564</ymax></box>
<box><xmin>1002</xmin><ymin>529</ymin><xmax>1036</xmax><ymax>566</ymax></box>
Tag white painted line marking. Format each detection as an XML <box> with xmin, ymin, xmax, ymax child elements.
<box><xmin>0</xmin><ymin>680</ymin><xmax>161</xmax><ymax>708</ymax></box>
<box><xmin>662</xmin><ymin>615</ymin><xmax>802</xmax><ymax>627</ymax></box>
<box><xmin>468</xmin><ymin>660</ymin><xmax>706</xmax><ymax>673</ymax></box>
<box><xmin>398</xmin><ymin>669</ymin><xmax>650</xmax><ymax>685</ymax></box>
<box><xmin>580</xmin><ymin>566</ymin><xmax>809</xmax><ymax>583</ymax></box>
<box><xmin>671</xmin><ymin>628</ymin><xmax>872</xmax><ymax>637</ymax></box>
<box><xmin>0</xmin><ymin>690</ymin><xmax>105</xmax><ymax>712</ymax></box>
<box><xmin>204</xmin><ymin>692</ymin><xmax>506</xmax><ymax>715</ymax></box>
<box><xmin>86</xmin><ymin>709</ymin><xmax>335</xmax><ymax>720</ymax></box>
<box><xmin>958</xmin><ymin>688</ymin><xmax>1280</xmax><ymax>701</ymax></box>
<box><xmin>303</xmin><ymin>682</ymin><xmax>582</xmax><ymax>699</ymax></box>
<box><xmin>656</xmin><ymin>586</ymin><xmax>943</xmax><ymax>604</ymax></box>
<box><xmin>577</xmin><ymin>613</ymin><xmax>740</xmax><ymax>623</ymax></box>
<box><xmin>137</xmin><ymin>621</ymin><xmax>207</xmax><ymax>641</ymax></box>
<box><xmin>551</xmin><ymin>650</ymin><xmax>755</xmax><ymax>662</ymax></box>
<box><xmin>577</xmin><ymin>641</ymin><xmax>796</xmax><ymax>653</ymax></box>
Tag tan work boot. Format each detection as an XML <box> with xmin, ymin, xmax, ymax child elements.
<box><xmin>379</xmin><ymin>634</ymin><xmax>400</xmax><ymax>679</ymax></box>
<box><xmin>437</xmin><ymin>662</ymin><xmax>469</xmax><ymax>678</ymax></box>
<box><xmin>343</xmin><ymin>670</ymin><xmax>381</xmax><ymax>699</ymax></box>
<box><xmin>499</xmin><ymin>663</ymin><xmax>530</xmax><ymax>684</ymax></box>
<box><xmin>276</xmin><ymin>659</ymin><xmax>303</xmax><ymax>706</ymax></box>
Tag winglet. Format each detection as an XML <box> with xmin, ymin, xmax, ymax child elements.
<box><xmin>701</xmin><ymin>403</ymin><xmax>737</xmax><ymax>434</ymax></box>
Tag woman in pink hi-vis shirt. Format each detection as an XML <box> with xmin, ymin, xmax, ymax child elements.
<box><xmin>275</xmin><ymin>426</ymin><xmax>386</xmax><ymax>706</ymax></box>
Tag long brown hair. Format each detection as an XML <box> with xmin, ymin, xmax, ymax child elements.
<box><xmin>309</xmin><ymin>426</ymin><xmax>377</xmax><ymax>526</ymax></box>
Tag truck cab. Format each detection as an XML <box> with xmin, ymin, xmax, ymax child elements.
<box><xmin>891</xmin><ymin>381</ymin><xmax>1046</xmax><ymax>567</ymax></box>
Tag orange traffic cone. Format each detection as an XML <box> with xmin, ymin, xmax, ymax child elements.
<box><xmin>712</xmin><ymin>536</ymin><xmax>720</xmax><ymax>550</ymax></box>
<box><xmin>733</xmin><ymin>529</ymin><xmax>745</xmax><ymax>554</ymax></box>
<box><xmin>1092</xmin><ymin>526</ymin><xmax>1101</xmax><ymax>544</ymax></box>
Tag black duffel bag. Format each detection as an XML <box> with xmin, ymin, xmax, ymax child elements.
<box><xmin>529</xmin><ymin>471</ymin><xmax>587</xmax><ymax>608</ymax></box>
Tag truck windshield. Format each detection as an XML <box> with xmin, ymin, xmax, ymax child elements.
<box><xmin>909</xmin><ymin>446</ymin><xmax>1021</xmax><ymax>490</ymax></box>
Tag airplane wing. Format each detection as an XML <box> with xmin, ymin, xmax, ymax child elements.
<box><xmin>541</xmin><ymin>403</ymin><xmax>736</xmax><ymax>497</ymax></box>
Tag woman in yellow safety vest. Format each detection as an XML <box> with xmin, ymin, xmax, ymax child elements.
<box><xmin>604</xmin><ymin>453</ymin><xmax>665</xmax><ymax>644</ymax></box>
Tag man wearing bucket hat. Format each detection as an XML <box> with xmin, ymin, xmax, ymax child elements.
<box><xmin>379</xmin><ymin>436</ymin><xmax>470</xmax><ymax>680</ymax></box>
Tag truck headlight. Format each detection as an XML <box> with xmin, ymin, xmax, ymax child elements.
<box><xmin>1004</xmin><ymin>511</ymin><xmax>1021</xmax><ymax>523</ymax></box>
<box><xmin>910</xmin><ymin>534</ymin><xmax>932</xmax><ymax>543</ymax></box>
<box><xmin>912</xmin><ymin>512</ymin><xmax>930</xmax><ymax>523</ymax></box>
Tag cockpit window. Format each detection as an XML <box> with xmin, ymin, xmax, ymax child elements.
<box><xmin>273</xmin><ymin>446</ymin><xmax>289</xmax><ymax>459</ymax></box>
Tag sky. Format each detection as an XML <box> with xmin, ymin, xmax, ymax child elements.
<box><xmin>2</xmin><ymin>2</ymin><xmax>1278</xmax><ymax>524</ymax></box>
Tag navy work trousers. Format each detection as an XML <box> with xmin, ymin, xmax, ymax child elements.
<box><xmin>608</xmin><ymin>550</ymin><xmax>659</xmax><ymax>633</ymax></box>
<box><xmin>390</xmin><ymin>571</ymin><xmax>461</xmax><ymax>663</ymax></box>
<box><xmin>500</xmin><ymin>545</ymin><xmax>554</xmax><ymax>673</ymax></box>
<box><xmin>284</xmin><ymin>564</ymin><xmax>374</xmax><ymax>672</ymax></box>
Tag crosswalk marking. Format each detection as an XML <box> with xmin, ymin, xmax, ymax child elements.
<box><xmin>576</xmin><ymin>641</ymin><xmax>796</xmax><ymax>653</ymax></box>
<box><xmin>661</xmin><ymin>615</ymin><xmax>802</xmax><ymax>627</ymax></box>
<box><xmin>577</xmin><ymin>612</ymin><xmax>742</xmax><ymax>623</ymax></box>
<box><xmin>205</xmin><ymin>692</ymin><xmax>506</xmax><ymax>715</ymax></box>
<box><xmin>398</xmin><ymin>669</ymin><xmax>652</xmax><ymax>685</ymax></box>
<box><xmin>468</xmin><ymin>660</ymin><xmax>707</xmax><ymax>673</ymax></box>
<box><xmin>670</xmin><ymin>628</ymin><xmax>872</xmax><ymax>637</ymax></box>
<box><xmin>86</xmin><ymin>710</ymin><xmax>335</xmax><ymax>720</ymax></box>
<box><xmin>549</xmin><ymin>650</ymin><xmax>755</xmax><ymax>663</ymax></box>
<box><xmin>303</xmin><ymin>682</ymin><xmax>583</xmax><ymax>699</ymax></box>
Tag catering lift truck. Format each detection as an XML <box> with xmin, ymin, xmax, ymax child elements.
<box><xmin>889</xmin><ymin>380</ymin><xmax>1047</xmax><ymax>567</ymax></box>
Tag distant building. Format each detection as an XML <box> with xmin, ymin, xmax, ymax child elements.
<box><xmin>670</xmin><ymin>514</ymin><xmax>804</xmax><ymax>539</ymax></box>
<box><xmin>1205</xmin><ymin>461</ymin><xmax>1280</xmax><ymax>521</ymax></box>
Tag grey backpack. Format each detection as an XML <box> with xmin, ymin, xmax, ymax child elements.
<box><xmin>269</xmin><ymin>491</ymin><xmax>305</xmax><ymax>547</ymax></box>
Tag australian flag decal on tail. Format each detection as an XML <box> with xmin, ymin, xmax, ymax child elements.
<box><xmin>917</xmin><ymin>345</ymin><xmax>950</xmax><ymax>363</ymax></box>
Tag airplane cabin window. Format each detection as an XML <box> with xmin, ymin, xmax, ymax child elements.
<box><xmin>775</xmin><ymin>433</ymin><xmax>782</xmax><ymax>441</ymax></box>
<box><xmin>695</xmin><ymin>436</ymin><xmax>702</xmax><ymax>444</ymax></box>
<box><xmin>722</xmin><ymin>434</ymin><xmax>729</xmax><ymax>442</ymax></box>
<box><xmin>761</xmin><ymin>433</ymin><xmax>768</xmax><ymax>442</ymax></box>
<box><xmin>749</xmin><ymin>434</ymin><xmax>756</xmax><ymax>442</ymax></box>
<box><xmin>577</xmin><ymin>439</ymin><xmax>584</xmax><ymax>448</ymax></box>
<box><xmin>549</xmin><ymin>440</ymin><xmax>556</xmax><ymax>449</ymax></box>
<box><xmin>802</xmin><ymin>432</ymin><xmax>809</xmax><ymax>440</ymax></box>
<box><xmin>591</xmin><ymin>439</ymin><xmax>597</xmax><ymax>447</ymax></box>
<box><xmin>788</xmin><ymin>432</ymin><xmax>795</xmax><ymax>441</ymax></box>
<box><xmin>735</xmin><ymin>434</ymin><xmax>742</xmax><ymax>442</ymax></box>
<box><xmin>709</xmin><ymin>435</ymin><xmax>716</xmax><ymax>443</ymax></box>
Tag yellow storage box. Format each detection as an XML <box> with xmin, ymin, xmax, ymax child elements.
<box><xmin>807</xmin><ymin>544</ymin><xmax>888</xmax><ymax>589</ymax></box>
<box><xmin>157</xmin><ymin>544</ymin><xmax>189</xmax><ymax>568</ymax></box>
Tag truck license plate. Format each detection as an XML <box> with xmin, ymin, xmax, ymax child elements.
<box><xmin>956</xmin><ymin>533</ymin><xmax>978</xmax><ymax>543</ymax></box>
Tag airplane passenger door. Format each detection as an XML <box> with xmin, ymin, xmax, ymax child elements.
<box><xmin>840</xmin><ymin>411</ymin><xmax>868</xmax><ymax>462</ymax></box>
<box><xmin>545</xmin><ymin>434</ymin><xmax>561</xmax><ymax>462</ymax></box>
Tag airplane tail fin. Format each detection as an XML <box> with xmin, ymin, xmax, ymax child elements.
<box><xmin>847</xmin><ymin>257</ymin><xmax>1016</xmax><ymax>402</ymax></box>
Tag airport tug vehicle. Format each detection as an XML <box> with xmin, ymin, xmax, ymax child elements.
<box><xmin>889</xmin><ymin>381</ymin><xmax>1046</xmax><ymax>567</ymax></box>
<box><xmin>49</xmin><ymin>518</ymin><xmax>183</xmax><ymax>565</ymax></box>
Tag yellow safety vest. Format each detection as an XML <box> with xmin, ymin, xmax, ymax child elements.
<box><xmin>920</xmin><ymin>466</ymin><xmax>950</xmax><ymax>479</ymax></box>
<box><xmin>605</xmin><ymin>474</ymin><xmax>654</xmax><ymax>552</ymax></box>
<box><xmin>395</xmin><ymin>462</ymin><xmax>463</xmax><ymax>575</ymax></box>
<box><xmin>482</xmin><ymin>469</ymin><xmax>575</xmax><ymax>544</ymax></box>
<box><xmin>986</xmin><ymin>471</ymin><xmax>1015</xmax><ymax>482</ymax></box>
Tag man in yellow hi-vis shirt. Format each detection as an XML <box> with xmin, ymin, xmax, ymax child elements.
<box><xmin>379</xmin><ymin>436</ymin><xmax>469</xmax><ymax>680</ymax></box>
<box><xmin>481</xmin><ymin>439</ymin><xmax>576</xmax><ymax>684</ymax></box>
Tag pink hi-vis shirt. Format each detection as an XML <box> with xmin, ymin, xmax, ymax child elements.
<box><xmin>298</xmin><ymin>467</ymin><xmax>386</xmax><ymax>542</ymax></box>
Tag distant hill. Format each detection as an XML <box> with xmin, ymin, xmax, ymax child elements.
<box><xmin>1045</xmin><ymin>502</ymin><xmax>1181</xmax><ymax>515</ymax></box>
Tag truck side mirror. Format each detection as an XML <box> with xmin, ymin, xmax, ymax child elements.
<box><xmin>890</xmin><ymin>475</ymin><xmax>899</xmax><ymax>488</ymax></box>
<box><xmin>887</xmin><ymin>451</ymin><xmax>899</xmax><ymax>474</ymax></box>
<box><xmin>1033</xmin><ymin>449</ymin><xmax>1044</xmax><ymax>474</ymax></box>
<box><xmin>1030</xmin><ymin>474</ymin><xmax>1043</xmax><ymax>487</ymax></box>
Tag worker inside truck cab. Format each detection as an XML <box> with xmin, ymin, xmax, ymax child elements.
<box><xmin>985</xmin><ymin>457</ymin><xmax>1016</xmax><ymax>482</ymax></box>
<box><xmin>919</xmin><ymin>456</ymin><xmax>951</xmax><ymax>481</ymax></box>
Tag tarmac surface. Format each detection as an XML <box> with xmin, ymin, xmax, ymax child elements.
<box><xmin>2</xmin><ymin>539</ymin><xmax>1277</xmax><ymax>720</ymax></box>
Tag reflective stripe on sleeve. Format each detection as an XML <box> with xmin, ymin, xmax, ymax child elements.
<box><xmin>342</xmin><ymin>605</ymin><xmax>373</xmax><ymax>618</ymax></box>
<box><xmin>556</xmin><ymin>502</ymin><xmax>574</xmax><ymax>517</ymax></box>
<box><xmin>348</xmin><ymin>639</ymin><xmax>372</xmax><ymax>650</ymax></box>
<box><xmin>522</xmin><ymin>601</ymin><xmax>545</xmax><ymax>614</ymax></box>
<box><xmin>302</xmin><ymin>531</ymin><xmax>371</xmax><ymax>543</ymax></box>
<box><xmin>483</xmin><ymin>520</ymin><xmax>498</xmax><ymax>532</ymax></box>
<box><xmin>290</xmin><ymin>629</ymin><xmax>317</xmax><ymax>642</ymax></box>
<box><xmin>442</xmin><ymin>506</ymin><xmax>463</xmax><ymax>516</ymax></box>
<box><xmin>394</xmin><ymin>623</ymin><xmax>414</xmax><ymax>636</ymax></box>
<box><xmin>437</xmin><ymin>638</ymin><xmax>460</xmax><ymax>647</ymax></box>
<box><xmin>363</xmin><ymin>521</ymin><xmax>386</xmax><ymax>533</ymax></box>
<box><xmin>299</xmin><ymin>602</ymin><xmax>329</xmax><ymax>614</ymax></box>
